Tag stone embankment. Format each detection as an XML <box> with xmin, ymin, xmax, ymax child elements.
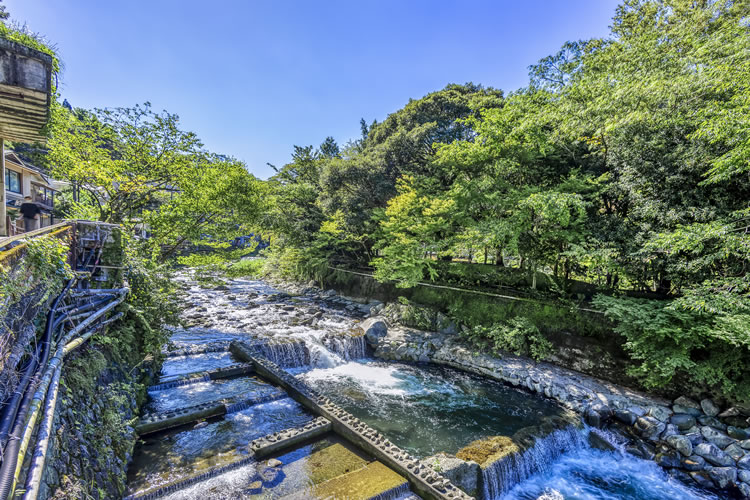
<box><xmin>273</xmin><ymin>279</ymin><xmax>749</xmax><ymax>498</ymax></box>
<box><xmin>357</xmin><ymin>315</ymin><xmax>750</xmax><ymax>497</ymax></box>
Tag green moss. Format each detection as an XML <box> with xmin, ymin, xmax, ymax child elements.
<box><xmin>455</xmin><ymin>436</ymin><xmax>519</xmax><ymax>466</ymax></box>
<box><xmin>311</xmin><ymin>461</ymin><xmax>406</xmax><ymax>500</ymax></box>
<box><xmin>0</xmin><ymin>21</ymin><xmax>60</xmax><ymax>73</ymax></box>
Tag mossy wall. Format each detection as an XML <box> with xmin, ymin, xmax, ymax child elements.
<box><xmin>323</xmin><ymin>269</ymin><xmax>637</xmax><ymax>387</ymax></box>
<box><xmin>39</xmin><ymin>307</ymin><xmax>158</xmax><ymax>500</ymax></box>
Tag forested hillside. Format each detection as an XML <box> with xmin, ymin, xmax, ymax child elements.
<box><xmin>263</xmin><ymin>0</ymin><xmax>750</xmax><ymax>401</ymax></box>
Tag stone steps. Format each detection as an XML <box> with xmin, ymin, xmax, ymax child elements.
<box><xmin>250</xmin><ymin>416</ymin><xmax>332</xmax><ymax>457</ymax></box>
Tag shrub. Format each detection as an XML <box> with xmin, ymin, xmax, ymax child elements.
<box><xmin>593</xmin><ymin>294</ymin><xmax>750</xmax><ymax>402</ymax></box>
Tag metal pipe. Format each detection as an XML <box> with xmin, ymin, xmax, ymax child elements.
<box><xmin>0</xmin><ymin>279</ymin><xmax>73</xmax><ymax>456</ymax></box>
<box><xmin>63</xmin><ymin>312</ymin><xmax>123</xmax><ymax>354</ymax></box>
<box><xmin>0</xmin><ymin>290</ymin><xmax>127</xmax><ymax>500</ymax></box>
<box><xmin>69</xmin><ymin>288</ymin><xmax>129</xmax><ymax>296</ymax></box>
<box><xmin>20</xmin><ymin>366</ymin><xmax>60</xmax><ymax>500</ymax></box>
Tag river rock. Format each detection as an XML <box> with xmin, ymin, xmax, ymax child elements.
<box><xmin>655</xmin><ymin>451</ymin><xmax>681</xmax><ymax>468</ymax></box>
<box><xmin>267</xmin><ymin>458</ymin><xmax>282</xmax><ymax>468</ymax></box>
<box><xmin>670</xmin><ymin>413</ymin><xmax>697</xmax><ymax>431</ymax></box>
<box><xmin>588</xmin><ymin>431</ymin><xmax>616</xmax><ymax>451</ymax></box>
<box><xmin>674</xmin><ymin>396</ymin><xmax>701</xmax><ymax>410</ymax></box>
<box><xmin>673</xmin><ymin>400</ymin><xmax>703</xmax><ymax>416</ymax></box>
<box><xmin>728</xmin><ymin>426</ymin><xmax>750</xmax><ymax>441</ymax></box>
<box><xmin>699</xmin><ymin>415</ymin><xmax>727</xmax><ymax>431</ymax></box>
<box><xmin>701</xmin><ymin>399</ymin><xmax>721</xmax><ymax>417</ymax></box>
<box><xmin>660</xmin><ymin>423</ymin><xmax>679</xmax><ymax>440</ymax></box>
<box><xmin>668</xmin><ymin>469</ymin><xmax>693</xmax><ymax>484</ymax></box>
<box><xmin>741</xmin><ymin>440</ymin><xmax>750</xmax><ymax>450</ymax></box>
<box><xmin>648</xmin><ymin>406</ymin><xmax>673</xmax><ymax>422</ymax></box>
<box><xmin>724</xmin><ymin>443</ymin><xmax>746</xmax><ymax>461</ymax></box>
<box><xmin>739</xmin><ymin>455</ymin><xmax>750</xmax><ymax>470</ymax></box>
<box><xmin>635</xmin><ymin>416</ymin><xmax>666</xmax><ymax>440</ymax></box>
<box><xmin>725</xmin><ymin>416</ymin><xmax>750</xmax><ymax>428</ymax></box>
<box><xmin>689</xmin><ymin>471</ymin><xmax>715</xmax><ymax>489</ymax></box>
<box><xmin>701</xmin><ymin>426</ymin><xmax>735</xmax><ymax>448</ymax></box>
<box><xmin>245</xmin><ymin>481</ymin><xmax>262</xmax><ymax>494</ymax></box>
<box><xmin>739</xmin><ymin>482</ymin><xmax>750</xmax><ymax>498</ymax></box>
<box><xmin>694</xmin><ymin>442</ymin><xmax>734</xmax><ymax>467</ymax></box>
<box><xmin>626</xmin><ymin>441</ymin><xmax>656</xmax><ymax>460</ymax></box>
<box><xmin>681</xmin><ymin>455</ymin><xmax>705</xmax><ymax>471</ymax></box>
<box><xmin>719</xmin><ymin>407</ymin><xmax>743</xmax><ymax>418</ymax></box>
<box><xmin>666</xmin><ymin>434</ymin><xmax>693</xmax><ymax>457</ymax></box>
<box><xmin>708</xmin><ymin>466</ymin><xmax>737</xmax><ymax>489</ymax></box>
<box><xmin>739</xmin><ymin>470</ymin><xmax>750</xmax><ymax>483</ymax></box>
<box><xmin>614</xmin><ymin>409</ymin><xmax>637</xmax><ymax>426</ymax></box>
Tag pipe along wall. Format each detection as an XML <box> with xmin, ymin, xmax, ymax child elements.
<box><xmin>0</xmin><ymin>222</ymin><xmax>133</xmax><ymax>499</ymax></box>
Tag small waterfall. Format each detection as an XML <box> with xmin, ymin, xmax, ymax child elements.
<box><xmin>148</xmin><ymin>374</ymin><xmax>211</xmax><ymax>392</ymax></box>
<box><xmin>224</xmin><ymin>390</ymin><xmax>287</xmax><ymax>414</ymax></box>
<box><xmin>163</xmin><ymin>343</ymin><xmax>230</xmax><ymax>357</ymax></box>
<box><xmin>253</xmin><ymin>341</ymin><xmax>310</xmax><ymax>367</ymax></box>
<box><xmin>482</xmin><ymin>426</ymin><xmax>587</xmax><ymax>499</ymax></box>
<box><xmin>368</xmin><ymin>481</ymin><xmax>410</xmax><ymax>500</ymax></box>
<box><xmin>123</xmin><ymin>455</ymin><xmax>257</xmax><ymax>500</ymax></box>
<box><xmin>323</xmin><ymin>333</ymin><xmax>368</xmax><ymax>361</ymax></box>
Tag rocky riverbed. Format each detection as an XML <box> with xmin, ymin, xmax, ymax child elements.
<box><xmin>271</xmin><ymin>277</ymin><xmax>750</xmax><ymax>498</ymax></box>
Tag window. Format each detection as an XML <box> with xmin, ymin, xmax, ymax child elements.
<box><xmin>32</xmin><ymin>183</ymin><xmax>54</xmax><ymax>206</ymax></box>
<box><xmin>5</xmin><ymin>169</ymin><xmax>21</xmax><ymax>194</ymax></box>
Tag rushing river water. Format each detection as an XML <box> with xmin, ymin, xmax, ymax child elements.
<box><xmin>125</xmin><ymin>271</ymin><xmax>720</xmax><ymax>499</ymax></box>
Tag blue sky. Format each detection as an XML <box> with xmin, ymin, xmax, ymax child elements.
<box><xmin>6</xmin><ymin>1</ymin><xmax>620</xmax><ymax>179</ymax></box>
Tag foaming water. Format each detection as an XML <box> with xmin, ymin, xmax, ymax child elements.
<box><xmin>483</xmin><ymin>426</ymin><xmax>588</xmax><ymax>498</ymax></box>
<box><xmin>144</xmin><ymin>376</ymin><xmax>276</xmax><ymax>414</ymax></box>
<box><xmin>300</xmin><ymin>359</ymin><xmax>566</xmax><ymax>457</ymax></box>
<box><xmin>127</xmin><ymin>397</ymin><xmax>312</xmax><ymax>495</ymax></box>
<box><xmin>160</xmin><ymin>352</ymin><xmax>237</xmax><ymax>379</ymax></box>
<box><xmin>170</xmin><ymin>274</ymin><xmax>368</xmax><ymax>369</ymax></box>
<box><xmin>498</xmin><ymin>441</ymin><xmax>716</xmax><ymax>500</ymax></box>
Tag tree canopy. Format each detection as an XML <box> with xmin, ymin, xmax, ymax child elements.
<box><xmin>264</xmin><ymin>0</ymin><xmax>750</xmax><ymax>401</ymax></box>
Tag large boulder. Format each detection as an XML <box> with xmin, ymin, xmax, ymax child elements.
<box><xmin>421</xmin><ymin>454</ymin><xmax>480</xmax><ymax>497</ymax></box>
<box><xmin>647</xmin><ymin>406</ymin><xmax>673</xmax><ymax>423</ymax></box>
<box><xmin>673</xmin><ymin>396</ymin><xmax>703</xmax><ymax>417</ymax></box>
<box><xmin>359</xmin><ymin>317</ymin><xmax>388</xmax><ymax>346</ymax></box>
<box><xmin>681</xmin><ymin>455</ymin><xmax>705</xmax><ymax>471</ymax></box>
<box><xmin>728</xmin><ymin>426</ymin><xmax>750</xmax><ymax>441</ymax></box>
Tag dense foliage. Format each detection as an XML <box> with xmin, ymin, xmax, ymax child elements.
<box><xmin>264</xmin><ymin>0</ymin><xmax>750</xmax><ymax>401</ymax></box>
<box><xmin>44</xmin><ymin>103</ymin><xmax>266</xmax><ymax>261</ymax></box>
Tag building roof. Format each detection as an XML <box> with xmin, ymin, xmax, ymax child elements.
<box><xmin>4</xmin><ymin>150</ymin><xmax>55</xmax><ymax>187</ymax></box>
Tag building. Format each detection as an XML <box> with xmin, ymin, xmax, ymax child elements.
<box><xmin>0</xmin><ymin>37</ymin><xmax>54</xmax><ymax>237</ymax></box>
<box><xmin>3</xmin><ymin>150</ymin><xmax>58</xmax><ymax>235</ymax></box>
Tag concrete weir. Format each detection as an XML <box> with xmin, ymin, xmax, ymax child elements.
<box><xmin>230</xmin><ymin>341</ymin><xmax>475</xmax><ymax>500</ymax></box>
<box><xmin>135</xmin><ymin>401</ymin><xmax>226</xmax><ymax>436</ymax></box>
<box><xmin>147</xmin><ymin>363</ymin><xmax>255</xmax><ymax>391</ymax></box>
<box><xmin>250</xmin><ymin>416</ymin><xmax>332</xmax><ymax>457</ymax></box>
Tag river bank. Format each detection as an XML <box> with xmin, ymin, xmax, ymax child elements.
<box><xmin>272</xmin><ymin>276</ymin><xmax>750</xmax><ymax>498</ymax></box>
